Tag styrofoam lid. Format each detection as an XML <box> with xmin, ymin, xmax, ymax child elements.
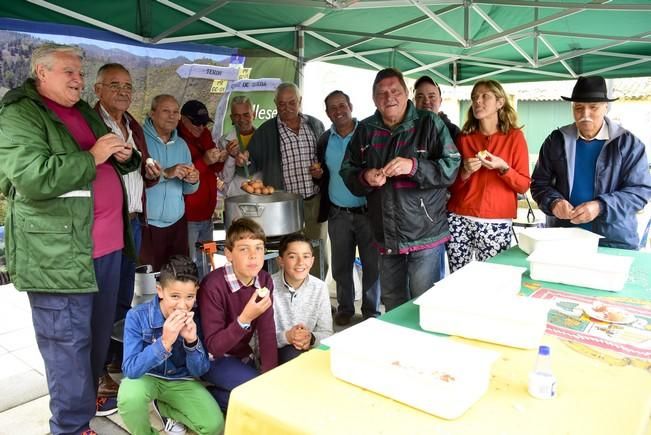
<box><xmin>526</xmin><ymin>250</ymin><xmax>634</xmax><ymax>270</ymax></box>
<box><xmin>428</xmin><ymin>261</ymin><xmax>526</xmax><ymax>296</ymax></box>
<box><xmin>321</xmin><ymin>318</ymin><xmax>500</xmax><ymax>372</ymax></box>
<box><xmin>416</xmin><ymin>289</ymin><xmax>551</xmax><ymax>323</ymax></box>
<box><xmin>519</xmin><ymin>227</ymin><xmax>603</xmax><ymax>241</ymax></box>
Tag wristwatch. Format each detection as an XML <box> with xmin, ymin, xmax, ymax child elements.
<box><xmin>237</xmin><ymin>319</ymin><xmax>251</xmax><ymax>330</ymax></box>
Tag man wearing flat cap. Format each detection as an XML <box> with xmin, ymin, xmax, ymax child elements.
<box><xmin>531</xmin><ymin>75</ymin><xmax>651</xmax><ymax>249</ymax></box>
<box><xmin>178</xmin><ymin>100</ymin><xmax>227</xmax><ymax>277</ymax></box>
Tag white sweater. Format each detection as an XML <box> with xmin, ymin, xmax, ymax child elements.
<box><xmin>271</xmin><ymin>271</ymin><xmax>333</xmax><ymax>347</ymax></box>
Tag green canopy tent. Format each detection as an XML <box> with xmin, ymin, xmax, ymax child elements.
<box><xmin>1</xmin><ymin>0</ymin><xmax>651</xmax><ymax>85</ymax></box>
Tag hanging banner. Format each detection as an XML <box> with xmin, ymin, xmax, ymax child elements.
<box><xmin>228</xmin><ymin>78</ymin><xmax>281</xmax><ymax>92</ymax></box>
<box><xmin>176</xmin><ymin>63</ymin><xmax>240</xmax><ymax>81</ymax></box>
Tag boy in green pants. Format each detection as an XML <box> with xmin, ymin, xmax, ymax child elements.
<box><xmin>118</xmin><ymin>255</ymin><xmax>223</xmax><ymax>435</ymax></box>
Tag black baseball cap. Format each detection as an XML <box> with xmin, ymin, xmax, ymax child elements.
<box><xmin>181</xmin><ymin>100</ymin><xmax>213</xmax><ymax>126</ymax></box>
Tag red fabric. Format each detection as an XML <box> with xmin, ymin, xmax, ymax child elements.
<box><xmin>44</xmin><ymin>97</ymin><xmax>124</xmax><ymax>258</ymax></box>
<box><xmin>178</xmin><ymin>123</ymin><xmax>224</xmax><ymax>221</ymax></box>
<box><xmin>448</xmin><ymin>128</ymin><xmax>530</xmax><ymax>219</ymax></box>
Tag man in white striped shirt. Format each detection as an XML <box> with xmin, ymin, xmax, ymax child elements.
<box><xmin>93</xmin><ymin>63</ymin><xmax>158</xmax><ymax>403</ymax></box>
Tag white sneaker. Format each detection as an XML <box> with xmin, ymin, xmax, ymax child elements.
<box><xmin>164</xmin><ymin>418</ymin><xmax>187</xmax><ymax>435</ymax></box>
<box><xmin>152</xmin><ymin>400</ymin><xmax>187</xmax><ymax>435</ymax></box>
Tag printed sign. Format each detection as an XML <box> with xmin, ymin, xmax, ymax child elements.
<box><xmin>176</xmin><ymin>64</ymin><xmax>240</xmax><ymax>81</ymax></box>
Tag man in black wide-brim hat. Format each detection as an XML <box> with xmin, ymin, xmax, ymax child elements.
<box><xmin>531</xmin><ymin>75</ymin><xmax>651</xmax><ymax>249</ymax></box>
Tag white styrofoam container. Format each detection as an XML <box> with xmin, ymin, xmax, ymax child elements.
<box><xmin>518</xmin><ymin>227</ymin><xmax>603</xmax><ymax>255</ymax></box>
<box><xmin>321</xmin><ymin>319</ymin><xmax>500</xmax><ymax>420</ymax></box>
<box><xmin>415</xmin><ymin>289</ymin><xmax>550</xmax><ymax>349</ymax></box>
<box><xmin>433</xmin><ymin>261</ymin><xmax>527</xmax><ymax>298</ymax></box>
<box><xmin>526</xmin><ymin>250</ymin><xmax>634</xmax><ymax>292</ymax></box>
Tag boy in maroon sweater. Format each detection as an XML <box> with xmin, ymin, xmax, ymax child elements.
<box><xmin>199</xmin><ymin>218</ymin><xmax>278</xmax><ymax>411</ymax></box>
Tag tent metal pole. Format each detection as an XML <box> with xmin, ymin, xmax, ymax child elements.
<box><xmin>306</xmin><ymin>33</ymin><xmax>385</xmax><ymax>70</ymax></box>
<box><xmin>398</xmin><ymin>50</ymin><xmax>454</xmax><ymax>84</ymax></box>
<box><xmin>540</xmin><ymin>31</ymin><xmax>651</xmax><ymax>44</ymax></box>
<box><xmin>473</xmin><ymin>0</ymin><xmax>609</xmax><ymax>46</ymax></box>
<box><xmin>151</xmin><ymin>0</ymin><xmax>228</xmax><ymax>43</ymax></box>
<box><xmin>537</xmin><ymin>31</ymin><xmax>651</xmax><ymax>67</ymax></box>
<box><xmin>307</xmin><ymin>5</ymin><xmax>460</xmax><ymax>62</ymax></box>
<box><xmin>297</xmin><ymin>28</ymin><xmax>305</xmax><ymax>91</ymax></box>
<box><xmin>474</xmin><ymin>0</ymin><xmax>651</xmax><ymax>11</ymax></box>
<box><xmin>157</xmin><ymin>0</ymin><xmax>297</xmax><ymax>61</ymax></box>
<box><xmin>410</xmin><ymin>0</ymin><xmax>468</xmax><ymax>47</ymax></box>
<box><xmin>27</xmin><ymin>0</ymin><xmax>145</xmax><ymax>42</ymax></box>
<box><xmin>471</xmin><ymin>4</ymin><xmax>535</xmax><ymax>66</ymax></box>
<box><xmin>538</xmin><ymin>36</ymin><xmax>577</xmax><ymax>77</ymax></box>
<box><xmin>587</xmin><ymin>59</ymin><xmax>651</xmax><ymax>76</ymax></box>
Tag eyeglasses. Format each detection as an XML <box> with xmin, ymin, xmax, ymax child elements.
<box><xmin>100</xmin><ymin>82</ymin><xmax>133</xmax><ymax>93</ymax></box>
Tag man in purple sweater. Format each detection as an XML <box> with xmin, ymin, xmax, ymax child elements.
<box><xmin>199</xmin><ymin>218</ymin><xmax>278</xmax><ymax>411</ymax></box>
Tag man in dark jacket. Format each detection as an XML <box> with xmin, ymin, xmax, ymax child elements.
<box><xmin>247</xmin><ymin>82</ymin><xmax>327</xmax><ymax>278</ymax></box>
<box><xmin>412</xmin><ymin>75</ymin><xmax>460</xmax><ymax>278</ymax></box>
<box><xmin>313</xmin><ymin>90</ymin><xmax>380</xmax><ymax>326</ymax></box>
<box><xmin>531</xmin><ymin>75</ymin><xmax>651</xmax><ymax>250</ymax></box>
<box><xmin>413</xmin><ymin>75</ymin><xmax>461</xmax><ymax>139</ymax></box>
<box><xmin>341</xmin><ymin>68</ymin><xmax>460</xmax><ymax>312</ymax></box>
<box><xmin>0</xmin><ymin>44</ymin><xmax>140</xmax><ymax>433</ymax></box>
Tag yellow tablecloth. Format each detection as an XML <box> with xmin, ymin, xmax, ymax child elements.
<box><xmin>225</xmin><ymin>335</ymin><xmax>651</xmax><ymax>435</ymax></box>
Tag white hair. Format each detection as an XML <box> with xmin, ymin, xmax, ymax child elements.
<box><xmin>274</xmin><ymin>82</ymin><xmax>301</xmax><ymax>102</ymax></box>
<box><xmin>31</xmin><ymin>43</ymin><xmax>83</xmax><ymax>78</ymax></box>
<box><xmin>231</xmin><ymin>95</ymin><xmax>253</xmax><ymax>111</ymax></box>
<box><xmin>150</xmin><ymin>94</ymin><xmax>178</xmax><ymax>111</ymax></box>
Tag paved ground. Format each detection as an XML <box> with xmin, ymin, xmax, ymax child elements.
<box><xmin>0</xmin><ymin>279</ymin><xmax>369</xmax><ymax>435</ymax></box>
<box><xmin>0</xmin><ymin>284</ymin><xmax>134</xmax><ymax>434</ymax></box>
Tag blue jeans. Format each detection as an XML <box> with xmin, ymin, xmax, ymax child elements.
<box><xmin>108</xmin><ymin>217</ymin><xmax>142</xmax><ymax>366</ymax></box>
<box><xmin>187</xmin><ymin>220</ymin><xmax>214</xmax><ymax>280</ymax></box>
<box><xmin>202</xmin><ymin>356</ymin><xmax>259</xmax><ymax>412</ymax></box>
<box><xmin>328</xmin><ymin>207</ymin><xmax>380</xmax><ymax>318</ymax></box>
<box><xmin>379</xmin><ymin>245</ymin><xmax>444</xmax><ymax>312</ymax></box>
<box><xmin>29</xmin><ymin>250</ymin><xmax>122</xmax><ymax>435</ymax></box>
<box><xmin>278</xmin><ymin>345</ymin><xmax>307</xmax><ymax>365</ymax></box>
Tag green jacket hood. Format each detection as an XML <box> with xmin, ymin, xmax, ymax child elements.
<box><xmin>1</xmin><ymin>79</ymin><xmax>40</xmax><ymax>108</ymax></box>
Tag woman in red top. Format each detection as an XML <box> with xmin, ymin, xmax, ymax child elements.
<box><xmin>446</xmin><ymin>80</ymin><xmax>530</xmax><ymax>272</ymax></box>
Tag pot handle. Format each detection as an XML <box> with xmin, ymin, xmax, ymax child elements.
<box><xmin>238</xmin><ymin>203</ymin><xmax>265</xmax><ymax>217</ymax></box>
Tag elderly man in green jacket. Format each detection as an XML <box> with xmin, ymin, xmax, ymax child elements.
<box><xmin>0</xmin><ymin>43</ymin><xmax>140</xmax><ymax>435</ymax></box>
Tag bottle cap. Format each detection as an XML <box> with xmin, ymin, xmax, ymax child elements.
<box><xmin>538</xmin><ymin>345</ymin><xmax>550</xmax><ymax>356</ymax></box>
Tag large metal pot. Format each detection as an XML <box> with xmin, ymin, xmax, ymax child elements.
<box><xmin>224</xmin><ymin>191</ymin><xmax>304</xmax><ymax>237</ymax></box>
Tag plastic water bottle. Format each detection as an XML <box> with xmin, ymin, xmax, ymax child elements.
<box><xmin>528</xmin><ymin>345</ymin><xmax>557</xmax><ymax>399</ymax></box>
